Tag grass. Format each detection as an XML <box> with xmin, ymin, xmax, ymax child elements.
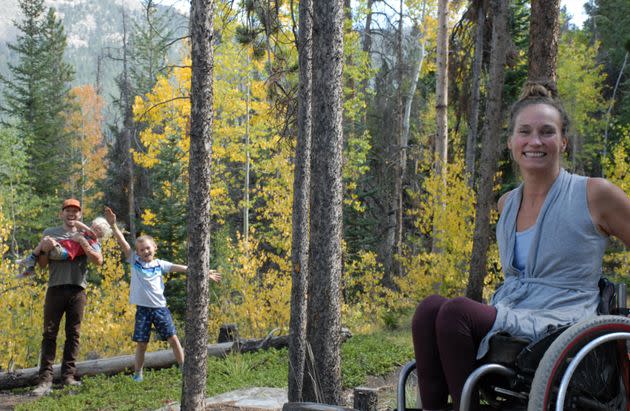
<box><xmin>14</xmin><ymin>329</ymin><xmax>413</xmax><ymax>411</ymax></box>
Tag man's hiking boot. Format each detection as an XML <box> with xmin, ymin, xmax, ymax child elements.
<box><xmin>32</xmin><ymin>381</ymin><xmax>52</xmax><ymax>396</ymax></box>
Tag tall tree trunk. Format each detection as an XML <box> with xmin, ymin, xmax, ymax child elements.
<box><xmin>389</xmin><ymin>0</ymin><xmax>405</xmax><ymax>282</ymax></box>
<box><xmin>402</xmin><ymin>1</ymin><xmax>428</xmax><ymax>150</ymax></box>
<box><xmin>432</xmin><ymin>0</ymin><xmax>449</xmax><ymax>254</ymax></box>
<box><xmin>288</xmin><ymin>0</ymin><xmax>312</xmax><ymax>402</ymax></box>
<box><xmin>466</xmin><ymin>0</ymin><xmax>510</xmax><ymax>302</ymax></box>
<box><xmin>434</xmin><ymin>0</ymin><xmax>449</xmax><ymax>176</ymax></box>
<box><xmin>181</xmin><ymin>0</ymin><xmax>214</xmax><ymax>408</ymax></box>
<box><xmin>398</xmin><ymin>2</ymin><xmax>429</xmax><ymax>261</ymax></box>
<box><xmin>121</xmin><ymin>8</ymin><xmax>136</xmax><ymax>239</ymax></box>
<box><xmin>528</xmin><ymin>0</ymin><xmax>560</xmax><ymax>84</ymax></box>
<box><xmin>362</xmin><ymin>0</ymin><xmax>374</xmax><ymax>54</ymax></box>
<box><xmin>465</xmin><ymin>0</ymin><xmax>485</xmax><ymax>185</ymax></box>
<box><xmin>304</xmin><ymin>0</ymin><xmax>344</xmax><ymax>404</ymax></box>
<box><xmin>244</xmin><ymin>75</ymin><xmax>251</xmax><ymax>243</ymax></box>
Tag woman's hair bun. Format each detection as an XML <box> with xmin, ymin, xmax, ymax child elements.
<box><xmin>518</xmin><ymin>80</ymin><xmax>558</xmax><ymax>100</ymax></box>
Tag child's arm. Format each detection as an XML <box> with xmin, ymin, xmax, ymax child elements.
<box><xmin>74</xmin><ymin>220</ymin><xmax>91</xmax><ymax>232</ymax></box>
<box><xmin>104</xmin><ymin>207</ymin><xmax>132</xmax><ymax>259</ymax></box>
<box><xmin>71</xmin><ymin>232</ymin><xmax>103</xmax><ymax>265</ymax></box>
<box><xmin>170</xmin><ymin>264</ymin><xmax>222</xmax><ymax>282</ymax></box>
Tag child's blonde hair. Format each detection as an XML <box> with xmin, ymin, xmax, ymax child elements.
<box><xmin>92</xmin><ymin>217</ymin><xmax>112</xmax><ymax>239</ymax></box>
<box><xmin>135</xmin><ymin>235</ymin><xmax>157</xmax><ymax>248</ymax></box>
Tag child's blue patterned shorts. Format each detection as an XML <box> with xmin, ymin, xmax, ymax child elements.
<box><xmin>133</xmin><ymin>306</ymin><xmax>177</xmax><ymax>342</ymax></box>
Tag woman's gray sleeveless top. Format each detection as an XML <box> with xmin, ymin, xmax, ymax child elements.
<box><xmin>477</xmin><ymin>169</ymin><xmax>608</xmax><ymax>358</ymax></box>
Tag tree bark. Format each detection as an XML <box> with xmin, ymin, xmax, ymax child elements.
<box><xmin>434</xmin><ymin>0</ymin><xmax>449</xmax><ymax>177</ymax></box>
<box><xmin>304</xmin><ymin>0</ymin><xmax>344</xmax><ymax>404</ymax></box>
<box><xmin>466</xmin><ymin>0</ymin><xmax>510</xmax><ymax>301</ymax></box>
<box><xmin>362</xmin><ymin>0</ymin><xmax>374</xmax><ymax>54</ymax></box>
<box><xmin>182</xmin><ymin>0</ymin><xmax>214</xmax><ymax>408</ymax></box>
<box><xmin>121</xmin><ymin>7</ymin><xmax>137</xmax><ymax>239</ymax></box>
<box><xmin>432</xmin><ymin>0</ymin><xmax>449</xmax><ymax>254</ymax></box>
<box><xmin>288</xmin><ymin>0</ymin><xmax>313</xmax><ymax>402</ymax></box>
<box><xmin>389</xmin><ymin>0</ymin><xmax>405</xmax><ymax>282</ymax></box>
<box><xmin>465</xmin><ymin>0</ymin><xmax>485</xmax><ymax>185</ymax></box>
<box><xmin>528</xmin><ymin>0</ymin><xmax>560</xmax><ymax>84</ymax></box>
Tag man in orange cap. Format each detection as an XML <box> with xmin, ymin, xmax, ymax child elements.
<box><xmin>31</xmin><ymin>198</ymin><xmax>103</xmax><ymax>396</ymax></box>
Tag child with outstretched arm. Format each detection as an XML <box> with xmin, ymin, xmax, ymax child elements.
<box><xmin>17</xmin><ymin>217</ymin><xmax>112</xmax><ymax>278</ymax></box>
<box><xmin>104</xmin><ymin>206</ymin><xmax>221</xmax><ymax>382</ymax></box>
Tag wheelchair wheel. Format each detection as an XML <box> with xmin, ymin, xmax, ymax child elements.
<box><xmin>527</xmin><ymin>315</ymin><xmax>630</xmax><ymax>411</ymax></box>
<box><xmin>403</xmin><ymin>367</ymin><xmax>421</xmax><ymax>409</ymax></box>
<box><xmin>397</xmin><ymin>361</ymin><xmax>421</xmax><ymax>411</ymax></box>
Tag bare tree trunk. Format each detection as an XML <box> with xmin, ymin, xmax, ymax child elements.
<box><xmin>432</xmin><ymin>0</ymin><xmax>449</xmax><ymax>254</ymax></box>
<box><xmin>121</xmin><ymin>7</ymin><xmax>136</xmax><ymax>239</ymax></box>
<box><xmin>362</xmin><ymin>0</ymin><xmax>374</xmax><ymax>54</ymax></box>
<box><xmin>288</xmin><ymin>0</ymin><xmax>312</xmax><ymax>402</ymax></box>
<box><xmin>465</xmin><ymin>1</ymin><xmax>485</xmax><ymax>185</ymax></box>
<box><xmin>466</xmin><ymin>0</ymin><xmax>510</xmax><ymax>302</ymax></box>
<box><xmin>244</xmin><ymin>76</ymin><xmax>251</xmax><ymax>243</ymax></box>
<box><xmin>389</xmin><ymin>0</ymin><xmax>405</xmax><ymax>281</ymax></box>
<box><xmin>181</xmin><ymin>0</ymin><xmax>214</xmax><ymax>408</ymax></box>
<box><xmin>402</xmin><ymin>2</ymin><xmax>428</xmax><ymax>150</ymax></box>
<box><xmin>528</xmin><ymin>0</ymin><xmax>560</xmax><ymax>84</ymax></box>
<box><xmin>304</xmin><ymin>0</ymin><xmax>344</xmax><ymax>404</ymax></box>
<box><xmin>434</xmin><ymin>0</ymin><xmax>449</xmax><ymax>177</ymax></box>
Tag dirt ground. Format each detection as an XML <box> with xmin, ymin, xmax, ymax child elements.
<box><xmin>0</xmin><ymin>391</ymin><xmax>36</xmax><ymax>411</ymax></box>
<box><xmin>341</xmin><ymin>369</ymin><xmax>404</xmax><ymax>410</ymax></box>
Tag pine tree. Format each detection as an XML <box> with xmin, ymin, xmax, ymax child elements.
<box><xmin>130</xmin><ymin>1</ymin><xmax>175</xmax><ymax>97</ymax></box>
<box><xmin>0</xmin><ymin>1</ymin><xmax>74</xmax><ymax>196</ymax></box>
<box><xmin>37</xmin><ymin>7</ymin><xmax>75</xmax><ymax>192</ymax></box>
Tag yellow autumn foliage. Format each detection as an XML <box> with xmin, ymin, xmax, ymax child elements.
<box><xmin>0</xmin><ymin>228</ymin><xmax>169</xmax><ymax>370</ymax></box>
<box><xmin>396</xmin><ymin>157</ymin><xmax>502</xmax><ymax>308</ymax></box>
<box><xmin>209</xmin><ymin>233</ymin><xmax>291</xmax><ymax>338</ymax></box>
<box><xmin>0</xmin><ymin>206</ymin><xmax>46</xmax><ymax>371</ymax></box>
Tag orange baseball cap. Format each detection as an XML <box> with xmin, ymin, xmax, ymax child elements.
<box><xmin>62</xmin><ymin>198</ymin><xmax>81</xmax><ymax>210</ymax></box>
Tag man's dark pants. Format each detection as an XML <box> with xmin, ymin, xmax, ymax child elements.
<box><xmin>38</xmin><ymin>285</ymin><xmax>86</xmax><ymax>383</ymax></box>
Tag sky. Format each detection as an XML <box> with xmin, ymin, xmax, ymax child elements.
<box><xmin>561</xmin><ymin>0</ymin><xmax>588</xmax><ymax>27</ymax></box>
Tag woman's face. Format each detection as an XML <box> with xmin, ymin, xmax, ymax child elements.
<box><xmin>508</xmin><ymin>103</ymin><xmax>567</xmax><ymax>175</ymax></box>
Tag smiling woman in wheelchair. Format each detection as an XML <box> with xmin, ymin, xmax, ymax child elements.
<box><xmin>410</xmin><ymin>81</ymin><xmax>630</xmax><ymax>411</ymax></box>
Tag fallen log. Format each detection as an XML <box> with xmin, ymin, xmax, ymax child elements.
<box><xmin>0</xmin><ymin>342</ymin><xmax>232</xmax><ymax>390</ymax></box>
<box><xmin>0</xmin><ymin>328</ymin><xmax>352</xmax><ymax>390</ymax></box>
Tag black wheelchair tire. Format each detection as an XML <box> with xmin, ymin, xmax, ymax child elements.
<box><xmin>527</xmin><ymin>315</ymin><xmax>630</xmax><ymax>411</ymax></box>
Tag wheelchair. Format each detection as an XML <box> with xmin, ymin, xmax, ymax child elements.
<box><xmin>397</xmin><ymin>279</ymin><xmax>630</xmax><ymax>411</ymax></box>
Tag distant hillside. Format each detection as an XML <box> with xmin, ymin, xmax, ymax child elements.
<box><xmin>0</xmin><ymin>0</ymin><xmax>188</xmax><ymax>124</ymax></box>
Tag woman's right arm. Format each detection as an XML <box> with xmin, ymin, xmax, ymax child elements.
<box><xmin>588</xmin><ymin>178</ymin><xmax>630</xmax><ymax>247</ymax></box>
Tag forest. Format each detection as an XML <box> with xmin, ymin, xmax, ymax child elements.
<box><xmin>1</xmin><ymin>0</ymin><xmax>630</xmax><ymax>405</ymax></box>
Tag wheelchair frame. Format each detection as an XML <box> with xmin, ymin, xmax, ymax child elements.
<box><xmin>397</xmin><ymin>282</ymin><xmax>630</xmax><ymax>411</ymax></box>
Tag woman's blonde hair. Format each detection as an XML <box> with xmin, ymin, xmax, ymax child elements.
<box><xmin>508</xmin><ymin>81</ymin><xmax>571</xmax><ymax>139</ymax></box>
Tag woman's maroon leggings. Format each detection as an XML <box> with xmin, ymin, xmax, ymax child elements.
<box><xmin>411</xmin><ymin>295</ymin><xmax>497</xmax><ymax>410</ymax></box>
